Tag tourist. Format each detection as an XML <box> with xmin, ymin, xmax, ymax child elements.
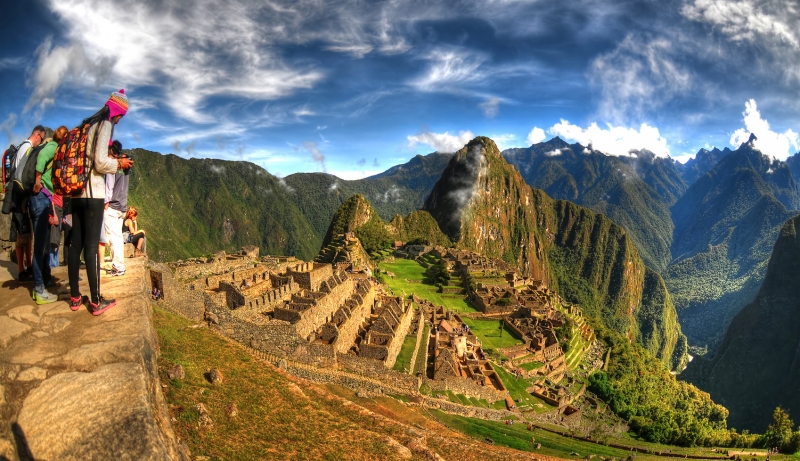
<box><xmin>29</xmin><ymin>126</ymin><xmax>68</xmax><ymax>304</ymax></box>
<box><xmin>67</xmin><ymin>89</ymin><xmax>133</xmax><ymax>315</ymax></box>
<box><xmin>5</xmin><ymin>125</ymin><xmax>47</xmax><ymax>282</ymax></box>
<box><xmin>123</xmin><ymin>206</ymin><xmax>146</xmax><ymax>257</ymax></box>
<box><xmin>11</xmin><ymin>211</ymin><xmax>32</xmax><ymax>281</ymax></box>
<box><xmin>103</xmin><ymin>140</ymin><xmax>132</xmax><ymax>276</ymax></box>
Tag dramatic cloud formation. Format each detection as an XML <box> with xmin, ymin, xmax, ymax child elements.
<box><xmin>730</xmin><ymin>99</ymin><xmax>799</xmax><ymax>160</ymax></box>
<box><xmin>526</xmin><ymin>127</ymin><xmax>546</xmax><ymax>146</ymax></box>
<box><xmin>1</xmin><ymin>0</ymin><xmax>797</xmax><ymax>178</ymax></box>
<box><xmin>407</xmin><ymin>130</ymin><xmax>475</xmax><ymax>153</ymax></box>
<box><xmin>549</xmin><ymin>120</ymin><xmax>671</xmax><ymax>157</ymax></box>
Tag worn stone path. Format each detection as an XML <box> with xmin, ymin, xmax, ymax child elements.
<box><xmin>0</xmin><ymin>255</ymin><xmax>186</xmax><ymax>460</ymax></box>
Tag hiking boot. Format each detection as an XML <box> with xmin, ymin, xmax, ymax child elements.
<box><xmin>90</xmin><ymin>297</ymin><xmax>117</xmax><ymax>316</ymax></box>
<box><xmin>134</xmin><ymin>249</ymin><xmax>145</xmax><ymax>258</ymax></box>
<box><xmin>45</xmin><ymin>275</ymin><xmax>58</xmax><ymax>287</ymax></box>
<box><xmin>33</xmin><ymin>288</ymin><xmax>58</xmax><ymax>305</ymax></box>
<box><xmin>109</xmin><ymin>268</ymin><xmax>126</xmax><ymax>277</ymax></box>
<box><xmin>70</xmin><ymin>295</ymin><xmax>88</xmax><ymax>311</ymax></box>
<box><xmin>17</xmin><ymin>271</ymin><xmax>32</xmax><ymax>282</ymax></box>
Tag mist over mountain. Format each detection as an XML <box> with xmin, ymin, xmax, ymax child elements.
<box><xmin>682</xmin><ymin>214</ymin><xmax>800</xmax><ymax>431</ymax></box>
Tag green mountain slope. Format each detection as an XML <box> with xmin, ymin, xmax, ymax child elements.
<box><xmin>127</xmin><ymin>149</ymin><xmax>319</xmax><ymax>262</ymax></box>
<box><xmin>682</xmin><ymin>214</ymin><xmax>800</xmax><ymax>431</ymax></box>
<box><xmin>425</xmin><ymin>136</ymin><xmax>687</xmax><ymax>369</ymax></box>
<box><xmin>666</xmin><ymin>136</ymin><xmax>799</xmax><ymax>348</ymax></box>
<box><xmin>504</xmin><ymin>138</ymin><xmax>681</xmax><ymax>272</ymax></box>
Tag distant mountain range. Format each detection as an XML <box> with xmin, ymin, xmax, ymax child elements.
<box><xmin>507</xmin><ymin>135</ymin><xmax>800</xmax><ymax>351</ymax></box>
<box><xmin>130</xmin><ymin>135</ymin><xmax>800</xmax><ymax>354</ymax></box>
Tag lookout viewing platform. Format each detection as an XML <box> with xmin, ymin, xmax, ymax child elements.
<box><xmin>0</xmin><ymin>252</ymin><xmax>186</xmax><ymax>460</ymax></box>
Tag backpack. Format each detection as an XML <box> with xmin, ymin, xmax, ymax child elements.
<box><xmin>11</xmin><ymin>143</ymin><xmax>47</xmax><ymax>195</ymax></box>
<box><xmin>52</xmin><ymin>122</ymin><xmax>93</xmax><ymax>197</ymax></box>
<box><xmin>2</xmin><ymin>144</ymin><xmax>18</xmax><ymax>186</ymax></box>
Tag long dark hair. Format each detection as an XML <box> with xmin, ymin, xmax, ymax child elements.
<box><xmin>81</xmin><ymin>105</ymin><xmax>109</xmax><ymax>127</ymax></box>
<box><xmin>82</xmin><ymin>105</ymin><xmax>113</xmax><ymax>158</ymax></box>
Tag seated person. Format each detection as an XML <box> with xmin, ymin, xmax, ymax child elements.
<box><xmin>122</xmin><ymin>206</ymin><xmax>146</xmax><ymax>257</ymax></box>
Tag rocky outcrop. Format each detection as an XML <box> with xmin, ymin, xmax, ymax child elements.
<box><xmin>0</xmin><ymin>257</ymin><xmax>187</xmax><ymax>460</ymax></box>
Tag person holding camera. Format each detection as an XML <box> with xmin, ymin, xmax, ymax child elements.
<box><xmin>103</xmin><ymin>139</ymin><xmax>132</xmax><ymax>277</ymax></box>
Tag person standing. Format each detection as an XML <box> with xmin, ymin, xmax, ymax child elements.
<box><xmin>29</xmin><ymin>126</ymin><xmax>67</xmax><ymax>304</ymax></box>
<box><xmin>103</xmin><ymin>140</ymin><xmax>131</xmax><ymax>276</ymax></box>
<box><xmin>67</xmin><ymin>89</ymin><xmax>133</xmax><ymax>315</ymax></box>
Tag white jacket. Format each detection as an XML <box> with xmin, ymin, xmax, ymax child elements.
<box><xmin>80</xmin><ymin>120</ymin><xmax>119</xmax><ymax>199</ymax></box>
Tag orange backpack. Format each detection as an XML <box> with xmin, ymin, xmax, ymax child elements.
<box><xmin>52</xmin><ymin>122</ymin><xmax>93</xmax><ymax>197</ymax></box>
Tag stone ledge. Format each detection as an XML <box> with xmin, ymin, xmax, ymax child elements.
<box><xmin>0</xmin><ymin>253</ymin><xmax>188</xmax><ymax>460</ymax></box>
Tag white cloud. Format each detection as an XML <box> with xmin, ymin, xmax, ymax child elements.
<box><xmin>489</xmin><ymin>134</ymin><xmax>517</xmax><ymax>150</ymax></box>
<box><xmin>303</xmin><ymin>140</ymin><xmax>326</xmax><ymax>171</ymax></box>
<box><xmin>407</xmin><ymin>130</ymin><xmax>475</xmax><ymax>153</ymax></box>
<box><xmin>729</xmin><ymin>99</ymin><xmax>799</xmax><ymax>160</ymax></box>
<box><xmin>410</xmin><ymin>47</ymin><xmax>488</xmax><ymax>92</ymax></box>
<box><xmin>671</xmin><ymin>152</ymin><xmax>697</xmax><ymax>164</ymax></box>
<box><xmin>526</xmin><ymin>127</ymin><xmax>546</xmax><ymax>145</ymax></box>
<box><xmin>590</xmin><ymin>35</ymin><xmax>692</xmax><ymax>124</ymax></box>
<box><xmin>480</xmin><ymin>98</ymin><xmax>500</xmax><ymax>117</ymax></box>
<box><xmin>36</xmin><ymin>0</ymin><xmax>325</xmax><ymax>123</ymax></box>
<box><xmin>681</xmin><ymin>0</ymin><xmax>799</xmax><ymax>48</ymax></box>
<box><xmin>549</xmin><ymin>119</ymin><xmax>671</xmax><ymax>157</ymax></box>
<box><xmin>545</xmin><ymin>149</ymin><xmax>562</xmax><ymax>157</ymax></box>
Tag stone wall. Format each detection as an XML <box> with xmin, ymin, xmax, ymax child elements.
<box><xmin>337</xmin><ymin>354</ymin><xmax>420</xmax><ymax>393</ymax></box>
<box><xmin>287</xmin><ymin>262</ymin><xmax>333</xmax><ymax>291</ymax></box>
<box><xmin>331</xmin><ymin>282</ymin><xmax>376</xmax><ymax>354</ymax></box>
<box><xmin>417</xmin><ymin>397</ymin><xmax>514</xmax><ymax>421</ymax></box>
<box><xmin>423</xmin><ymin>375</ymin><xmax>508</xmax><ymax>403</ymax></box>
<box><xmin>173</xmin><ymin>255</ymin><xmax>253</xmax><ymax>280</ymax></box>
<box><xmin>150</xmin><ymin>265</ymin><xmax>205</xmax><ymax>321</ymax></box>
<box><xmin>383</xmin><ymin>300</ymin><xmax>415</xmax><ymax>369</ymax></box>
<box><xmin>281</xmin><ymin>277</ymin><xmax>355</xmax><ymax>340</ymax></box>
<box><xmin>406</xmin><ymin>312</ymin><xmax>426</xmax><ymax>375</ymax></box>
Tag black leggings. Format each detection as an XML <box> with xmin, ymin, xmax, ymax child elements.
<box><xmin>68</xmin><ymin>198</ymin><xmax>104</xmax><ymax>303</ymax></box>
<box><xmin>130</xmin><ymin>231</ymin><xmax>145</xmax><ymax>248</ymax></box>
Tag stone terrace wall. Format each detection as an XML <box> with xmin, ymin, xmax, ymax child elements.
<box><xmin>417</xmin><ymin>397</ymin><xmax>514</xmax><ymax>421</ymax></box>
<box><xmin>231</xmin><ymin>282</ymin><xmax>298</xmax><ymax>319</ymax></box>
<box><xmin>151</xmin><ymin>265</ymin><xmax>205</xmax><ymax>321</ymax></box>
<box><xmin>423</xmin><ymin>375</ymin><xmax>508</xmax><ymax>403</ymax></box>
<box><xmin>332</xmin><ymin>283</ymin><xmax>376</xmax><ymax>354</ymax></box>
<box><xmin>287</xmin><ymin>263</ymin><xmax>333</xmax><ymax>291</ymax></box>
<box><xmin>338</xmin><ymin>354</ymin><xmax>420</xmax><ymax>393</ymax></box>
<box><xmin>173</xmin><ymin>255</ymin><xmax>253</xmax><ymax>280</ymax></box>
<box><xmin>383</xmin><ymin>301</ymin><xmax>415</xmax><ymax>369</ymax></box>
<box><xmin>405</xmin><ymin>312</ymin><xmax>426</xmax><ymax>375</ymax></box>
<box><xmin>290</xmin><ymin>277</ymin><xmax>355</xmax><ymax>340</ymax></box>
<box><xmin>205</xmin><ymin>297</ymin><xmax>306</xmax><ymax>354</ymax></box>
<box><xmin>204</xmin><ymin>265</ymin><xmax>270</xmax><ymax>290</ymax></box>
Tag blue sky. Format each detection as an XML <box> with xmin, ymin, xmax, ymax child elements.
<box><xmin>1</xmin><ymin>0</ymin><xmax>799</xmax><ymax>179</ymax></box>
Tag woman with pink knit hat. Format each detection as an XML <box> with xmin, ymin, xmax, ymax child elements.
<box><xmin>67</xmin><ymin>89</ymin><xmax>134</xmax><ymax>316</ymax></box>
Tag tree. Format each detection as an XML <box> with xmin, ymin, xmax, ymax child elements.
<box><xmin>764</xmin><ymin>407</ymin><xmax>794</xmax><ymax>452</ymax></box>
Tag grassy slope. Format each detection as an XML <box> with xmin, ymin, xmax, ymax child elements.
<box><xmin>155</xmin><ymin>305</ymin><xmax>581</xmax><ymax>461</ymax></box>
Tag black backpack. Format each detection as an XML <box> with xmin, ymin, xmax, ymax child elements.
<box><xmin>12</xmin><ymin>143</ymin><xmax>48</xmax><ymax>196</ymax></box>
<box><xmin>1</xmin><ymin>144</ymin><xmax>18</xmax><ymax>186</ymax></box>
